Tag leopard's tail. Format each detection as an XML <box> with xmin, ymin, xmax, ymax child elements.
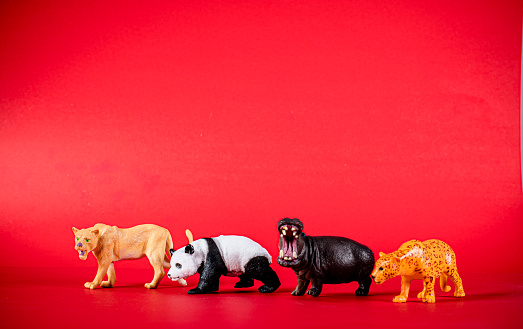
<box><xmin>440</xmin><ymin>273</ymin><xmax>451</xmax><ymax>292</ymax></box>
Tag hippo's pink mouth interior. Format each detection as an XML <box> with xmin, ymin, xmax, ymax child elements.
<box><xmin>278</xmin><ymin>224</ymin><xmax>300</xmax><ymax>264</ymax></box>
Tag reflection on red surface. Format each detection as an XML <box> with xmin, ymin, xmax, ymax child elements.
<box><xmin>1</xmin><ymin>267</ymin><xmax>522</xmax><ymax>328</ymax></box>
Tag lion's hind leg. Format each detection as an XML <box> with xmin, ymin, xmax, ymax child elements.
<box><xmin>145</xmin><ymin>252</ymin><xmax>165</xmax><ymax>289</ymax></box>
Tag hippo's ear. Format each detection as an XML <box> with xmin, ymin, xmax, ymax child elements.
<box><xmin>72</xmin><ymin>227</ymin><xmax>78</xmax><ymax>233</ymax></box>
<box><xmin>90</xmin><ymin>229</ymin><xmax>99</xmax><ymax>236</ymax></box>
<box><xmin>379</xmin><ymin>252</ymin><xmax>386</xmax><ymax>258</ymax></box>
<box><xmin>170</xmin><ymin>248</ymin><xmax>175</xmax><ymax>256</ymax></box>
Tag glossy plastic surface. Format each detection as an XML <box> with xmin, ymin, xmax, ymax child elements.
<box><xmin>72</xmin><ymin>223</ymin><xmax>187</xmax><ymax>289</ymax></box>
<box><xmin>372</xmin><ymin>239</ymin><xmax>465</xmax><ymax>303</ymax></box>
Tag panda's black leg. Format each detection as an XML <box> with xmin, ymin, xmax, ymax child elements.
<box><xmin>188</xmin><ymin>238</ymin><xmax>227</xmax><ymax>294</ymax></box>
<box><xmin>189</xmin><ymin>272</ymin><xmax>222</xmax><ymax>294</ymax></box>
<box><xmin>355</xmin><ymin>276</ymin><xmax>372</xmax><ymax>296</ymax></box>
<box><xmin>234</xmin><ymin>274</ymin><xmax>255</xmax><ymax>288</ymax></box>
<box><xmin>244</xmin><ymin>256</ymin><xmax>281</xmax><ymax>293</ymax></box>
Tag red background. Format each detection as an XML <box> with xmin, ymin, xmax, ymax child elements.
<box><xmin>0</xmin><ymin>0</ymin><xmax>521</xmax><ymax>281</ymax></box>
<box><xmin>1</xmin><ymin>1</ymin><xmax>522</xmax><ymax>328</ymax></box>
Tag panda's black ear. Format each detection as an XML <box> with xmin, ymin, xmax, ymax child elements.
<box><xmin>170</xmin><ymin>248</ymin><xmax>175</xmax><ymax>256</ymax></box>
<box><xmin>185</xmin><ymin>244</ymin><xmax>195</xmax><ymax>255</ymax></box>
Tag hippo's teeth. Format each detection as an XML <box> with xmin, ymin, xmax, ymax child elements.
<box><xmin>293</xmin><ymin>231</ymin><xmax>297</xmax><ymax>237</ymax></box>
<box><xmin>293</xmin><ymin>251</ymin><xmax>297</xmax><ymax>258</ymax></box>
<box><xmin>282</xmin><ymin>229</ymin><xmax>287</xmax><ymax>235</ymax></box>
<box><xmin>280</xmin><ymin>234</ymin><xmax>283</xmax><ymax>237</ymax></box>
<box><xmin>279</xmin><ymin>250</ymin><xmax>283</xmax><ymax>257</ymax></box>
<box><xmin>291</xmin><ymin>227</ymin><xmax>297</xmax><ymax>231</ymax></box>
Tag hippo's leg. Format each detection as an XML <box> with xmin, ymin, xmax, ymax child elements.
<box><xmin>291</xmin><ymin>277</ymin><xmax>310</xmax><ymax>296</ymax></box>
<box><xmin>355</xmin><ymin>276</ymin><xmax>372</xmax><ymax>296</ymax></box>
<box><xmin>307</xmin><ymin>277</ymin><xmax>323</xmax><ymax>297</ymax></box>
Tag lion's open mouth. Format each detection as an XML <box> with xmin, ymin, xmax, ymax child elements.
<box><xmin>77</xmin><ymin>249</ymin><xmax>87</xmax><ymax>260</ymax></box>
<box><xmin>277</xmin><ymin>224</ymin><xmax>300</xmax><ymax>266</ymax></box>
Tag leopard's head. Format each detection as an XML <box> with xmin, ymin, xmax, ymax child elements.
<box><xmin>72</xmin><ymin>227</ymin><xmax>100</xmax><ymax>260</ymax></box>
<box><xmin>371</xmin><ymin>252</ymin><xmax>401</xmax><ymax>284</ymax></box>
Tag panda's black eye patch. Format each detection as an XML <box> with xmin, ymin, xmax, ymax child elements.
<box><xmin>175</xmin><ymin>263</ymin><xmax>182</xmax><ymax>269</ymax></box>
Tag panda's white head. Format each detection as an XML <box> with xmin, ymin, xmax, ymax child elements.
<box><xmin>167</xmin><ymin>244</ymin><xmax>201</xmax><ymax>281</ymax></box>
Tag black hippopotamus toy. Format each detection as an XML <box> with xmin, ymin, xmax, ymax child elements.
<box><xmin>277</xmin><ymin>218</ymin><xmax>374</xmax><ymax>297</ymax></box>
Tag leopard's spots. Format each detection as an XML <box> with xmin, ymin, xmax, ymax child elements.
<box><xmin>371</xmin><ymin>239</ymin><xmax>465</xmax><ymax>302</ymax></box>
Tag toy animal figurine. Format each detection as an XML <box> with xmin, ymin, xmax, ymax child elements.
<box><xmin>277</xmin><ymin>218</ymin><xmax>374</xmax><ymax>297</ymax></box>
<box><xmin>72</xmin><ymin>223</ymin><xmax>187</xmax><ymax>289</ymax></box>
<box><xmin>167</xmin><ymin>230</ymin><xmax>281</xmax><ymax>294</ymax></box>
<box><xmin>371</xmin><ymin>239</ymin><xmax>465</xmax><ymax>303</ymax></box>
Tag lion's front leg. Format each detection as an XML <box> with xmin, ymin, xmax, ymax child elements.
<box><xmin>100</xmin><ymin>263</ymin><xmax>116</xmax><ymax>288</ymax></box>
<box><xmin>85</xmin><ymin>260</ymin><xmax>111</xmax><ymax>289</ymax></box>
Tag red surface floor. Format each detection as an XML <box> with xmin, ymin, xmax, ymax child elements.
<box><xmin>1</xmin><ymin>266</ymin><xmax>521</xmax><ymax>329</ymax></box>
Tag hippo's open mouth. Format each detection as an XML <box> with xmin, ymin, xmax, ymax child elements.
<box><xmin>277</xmin><ymin>224</ymin><xmax>300</xmax><ymax>266</ymax></box>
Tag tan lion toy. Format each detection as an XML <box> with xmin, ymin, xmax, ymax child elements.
<box><xmin>72</xmin><ymin>223</ymin><xmax>188</xmax><ymax>289</ymax></box>
<box><xmin>371</xmin><ymin>239</ymin><xmax>465</xmax><ymax>303</ymax></box>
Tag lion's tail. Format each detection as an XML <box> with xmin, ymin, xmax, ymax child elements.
<box><xmin>165</xmin><ymin>232</ymin><xmax>174</xmax><ymax>259</ymax></box>
<box><xmin>440</xmin><ymin>273</ymin><xmax>452</xmax><ymax>292</ymax></box>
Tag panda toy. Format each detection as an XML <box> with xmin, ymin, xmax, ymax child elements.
<box><xmin>167</xmin><ymin>230</ymin><xmax>280</xmax><ymax>294</ymax></box>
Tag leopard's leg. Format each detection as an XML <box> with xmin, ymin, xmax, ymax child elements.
<box><xmin>100</xmin><ymin>262</ymin><xmax>116</xmax><ymax>288</ymax></box>
<box><xmin>422</xmin><ymin>276</ymin><xmax>436</xmax><ymax>303</ymax></box>
<box><xmin>417</xmin><ymin>286</ymin><xmax>426</xmax><ymax>299</ymax></box>
<box><xmin>145</xmin><ymin>252</ymin><xmax>165</xmax><ymax>289</ymax></box>
<box><xmin>439</xmin><ymin>273</ymin><xmax>451</xmax><ymax>292</ymax></box>
<box><xmin>393</xmin><ymin>276</ymin><xmax>412</xmax><ymax>303</ymax></box>
<box><xmin>85</xmin><ymin>260</ymin><xmax>110</xmax><ymax>289</ymax></box>
<box><xmin>448</xmin><ymin>269</ymin><xmax>465</xmax><ymax>297</ymax></box>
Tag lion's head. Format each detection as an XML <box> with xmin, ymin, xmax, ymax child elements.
<box><xmin>371</xmin><ymin>252</ymin><xmax>401</xmax><ymax>284</ymax></box>
<box><xmin>72</xmin><ymin>227</ymin><xmax>100</xmax><ymax>260</ymax></box>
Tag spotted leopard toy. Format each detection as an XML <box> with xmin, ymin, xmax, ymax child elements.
<box><xmin>371</xmin><ymin>239</ymin><xmax>465</xmax><ymax>303</ymax></box>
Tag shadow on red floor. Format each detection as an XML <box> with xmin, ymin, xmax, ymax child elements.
<box><xmin>1</xmin><ymin>266</ymin><xmax>521</xmax><ymax>329</ymax></box>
